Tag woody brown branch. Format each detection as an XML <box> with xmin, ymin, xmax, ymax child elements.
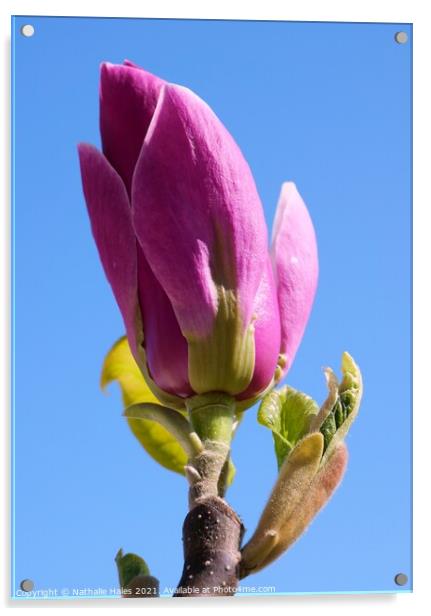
<box><xmin>174</xmin><ymin>497</ymin><xmax>244</xmax><ymax>597</ymax></box>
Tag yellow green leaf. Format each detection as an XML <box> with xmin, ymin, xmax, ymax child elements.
<box><xmin>258</xmin><ymin>386</ymin><xmax>319</xmax><ymax>469</ymax></box>
<box><xmin>101</xmin><ymin>337</ymin><xmax>188</xmax><ymax>474</ymax></box>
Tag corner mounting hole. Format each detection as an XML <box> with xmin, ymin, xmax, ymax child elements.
<box><xmin>394</xmin><ymin>31</ymin><xmax>408</xmax><ymax>44</ymax></box>
<box><xmin>20</xmin><ymin>579</ymin><xmax>34</xmax><ymax>592</ymax></box>
<box><xmin>394</xmin><ymin>573</ymin><xmax>408</xmax><ymax>586</ymax></box>
<box><xmin>21</xmin><ymin>24</ymin><xmax>35</xmax><ymax>38</ymax></box>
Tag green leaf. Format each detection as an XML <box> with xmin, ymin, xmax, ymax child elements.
<box><xmin>258</xmin><ymin>386</ymin><xmax>319</xmax><ymax>469</ymax></box>
<box><xmin>115</xmin><ymin>549</ymin><xmax>149</xmax><ymax>588</ymax></box>
<box><xmin>101</xmin><ymin>337</ymin><xmax>188</xmax><ymax>475</ymax></box>
<box><xmin>124</xmin><ymin>403</ymin><xmax>203</xmax><ymax>458</ymax></box>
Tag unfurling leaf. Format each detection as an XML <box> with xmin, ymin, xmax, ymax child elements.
<box><xmin>242</xmin><ymin>352</ymin><xmax>362</xmax><ymax>577</ymax></box>
<box><xmin>312</xmin><ymin>352</ymin><xmax>363</xmax><ymax>465</ymax></box>
<box><xmin>101</xmin><ymin>337</ymin><xmax>188</xmax><ymax>474</ymax></box>
<box><xmin>258</xmin><ymin>386</ymin><xmax>319</xmax><ymax>469</ymax></box>
<box><xmin>115</xmin><ymin>548</ymin><xmax>150</xmax><ymax>588</ymax></box>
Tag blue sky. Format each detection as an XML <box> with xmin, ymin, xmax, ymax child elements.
<box><xmin>12</xmin><ymin>16</ymin><xmax>412</xmax><ymax>598</ymax></box>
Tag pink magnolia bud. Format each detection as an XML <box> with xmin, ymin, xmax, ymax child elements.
<box><xmin>78</xmin><ymin>61</ymin><xmax>318</xmax><ymax>402</ymax></box>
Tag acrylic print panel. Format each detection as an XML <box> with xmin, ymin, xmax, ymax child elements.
<box><xmin>11</xmin><ymin>16</ymin><xmax>412</xmax><ymax>599</ymax></box>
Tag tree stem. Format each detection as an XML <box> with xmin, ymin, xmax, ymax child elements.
<box><xmin>185</xmin><ymin>393</ymin><xmax>235</xmax><ymax>507</ymax></box>
<box><xmin>174</xmin><ymin>497</ymin><xmax>243</xmax><ymax>597</ymax></box>
<box><xmin>174</xmin><ymin>394</ymin><xmax>243</xmax><ymax>597</ymax></box>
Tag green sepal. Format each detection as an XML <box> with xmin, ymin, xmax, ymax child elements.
<box><xmin>115</xmin><ymin>548</ymin><xmax>150</xmax><ymax>588</ymax></box>
<box><xmin>258</xmin><ymin>386</ymin><xmax>319</xmax><ymax>469</ymax></box>
<box><xmin>186</xmin><ymin>286</ymin><xmax>255</xmax><ymax>396</ymax></box>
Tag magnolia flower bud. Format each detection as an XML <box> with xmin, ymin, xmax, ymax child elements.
<box><xmin>78</xmin><ymin>61</ymin><xmax>318</xmax><ymax>404</ymax></box>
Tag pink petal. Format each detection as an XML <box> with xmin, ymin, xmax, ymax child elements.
<box><xmin>271</xmin><ymin>183</ymin><xmax>318</xmax><ymax>376</ymax></box>
<box><xmin>136</xmin><ymin>251</ymin><xmax>193</xmax><ymax>397</ymax></box>
<box><xmin>239</xmin><ymin>258</ymin><xmax>281</xmax><ymax>399</ymax></box>
<box><xmin>78</xmin><ymin>143</ymin><xmax>139</xmax><ymax>353</ymax></box>
<box><xmin>78</xmin><ymin>142</ymin><xmax>192</xmax><ymax>396</ymax></box>
<box><xmin>99</xmin><ymin>62</ymin><xmax>164</xmax><ymax>194</ymax></box>
<box><xmin>122</xmin><ymin>59</ymin><xmax>141</xmax><ymax>69</ymax></box>
<box><xmin>132</xmin><ymin>84</ymin><xmax>268</xmax><ymax>339</ymax></box>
